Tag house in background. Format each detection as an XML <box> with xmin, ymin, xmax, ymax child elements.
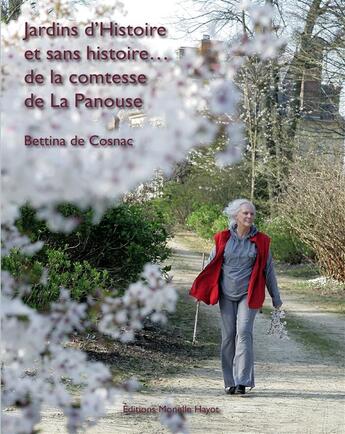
<box><xmin>281</xmin><ymin>35</ymin><xmax>344</xmax><ymax>156</ymax></box>
<box><xmin>177</xmin><ymin>34</ymin><xmax>222</xmax><ymax>74</ymax></box>
<box><xmin>178</xmin><ymin>34</ymin><xmax>344</xmax><ymax>158</ymax></box>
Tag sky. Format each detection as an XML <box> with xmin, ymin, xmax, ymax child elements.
<box><xmin>76</xmin><ymin>0</ymin><xmax>205</xmax><ymax>55</ymax></box>
<box><xmin>110</xmin><ymin>0</ymin><xmax>207</xmax><ymax>53</ymax></box>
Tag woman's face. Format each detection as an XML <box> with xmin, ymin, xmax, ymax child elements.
<box><xmin>236</xmin><ymin>204</ymin><xmax>255</xmax><ymax>228</ymax></box>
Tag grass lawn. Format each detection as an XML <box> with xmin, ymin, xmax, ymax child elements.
<box><xmin>276</xmin><ymin>263</ymin><xmax>345</xmax><ymax>314</ymax></box>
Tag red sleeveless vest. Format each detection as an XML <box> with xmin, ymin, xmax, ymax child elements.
<box><xmin>189</xmin><ymin>229</ymin><xmax>271</xmax><ymax>309</ymax></box>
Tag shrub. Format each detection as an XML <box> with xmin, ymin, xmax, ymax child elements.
<box><xmin>15</xmin><ymin>202</ymin><xmax>172</xmax><ymax>288</ymax></box>
<box><xmin>187</xmin><ymin>204</ymin><xmax>223</xmax><ymax>239</ymax></box>
<box><xmin>211</xmin><ymin>214</ymin><xmax>228</xmax><ymax>235</ymax></box>
<box><xmin>279</xmin><ymin>156</ymin><xmax>345</xmax><ymax>281</ymax></box>
<box><xmin>158</xmin><ymin>181</ymin><xmax>204</xmax><ymax>225</ymax></box>
<box><xmin>157</xmin><ymin>146</ymin><xmax>253</xmax><ymax>228</ymax></box>
<box><xmin>2</xmin><ymin>248</ymin><xmax>113</xmax><ymax>310</ymax></box>
<box><xmin>259</xmin><ymin>217</ymin><xmax>313</xmax><ymax>264</ymax></box>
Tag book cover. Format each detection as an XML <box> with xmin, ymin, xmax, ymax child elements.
<box><xmin>1</xmin><ymin>1</ymin><xmax>344</xmax><ymax>433</ymax></box>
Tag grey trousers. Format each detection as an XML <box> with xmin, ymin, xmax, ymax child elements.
<box><xmin>219</xmin><ymin>293</ymin><xmax>259</xmax><ymax>388</ymax></box>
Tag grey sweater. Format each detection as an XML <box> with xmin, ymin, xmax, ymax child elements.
<box><xmin>207</xmin><ymin>224</ymin><xmax>282</xmax><ymax>308</ymax></box>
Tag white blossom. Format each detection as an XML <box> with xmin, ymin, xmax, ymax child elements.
<box><xmin>98</xmin><ymin>264</ymin><xmax>177</xmax><ymax>341</ymax></box>
<box><xmin>1</xmin><ymin>225</ymin><xmax>44</xmax><ymax>256</ymax></box>
<box><xmin>159</xmin><ymin>399</ymin><xmax>189</xmax><ymax>434</ymax></box>
<box><xmin>209</xmin><ymin>80</ymin><xmax>240</xmax><ymax>115</ymax></box>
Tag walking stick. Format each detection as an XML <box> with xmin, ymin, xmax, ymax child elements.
<box><xmin>192</xmin><ymin>252</ymin><xmax>205</xmax><ymax>345</ymax></box>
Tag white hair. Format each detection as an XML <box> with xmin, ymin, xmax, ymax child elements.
<box><xmin>223</xmin><ymin>198</ymin><xmax>256</xmax><ymax>228</ymax></box>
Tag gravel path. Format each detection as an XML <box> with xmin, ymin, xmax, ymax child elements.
<box><xmin>37</xmin><ymin>233</ymin><xmax>345</xmax><ymax>434</ymax></box>
<box><xmin>277</xmin><ymin>274</ymin><xmax>345</xmax><ymax>351</ymax></box>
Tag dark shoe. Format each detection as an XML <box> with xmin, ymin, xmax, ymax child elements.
<box><xmin>235</xmin><ymin>385</ymin><xmax>246</xmax><ymax>394</ymax></box>
<box><xmin>225</xmin><ymin>386</ymin><xmax>236</xmax><ymax>395</ymax></box>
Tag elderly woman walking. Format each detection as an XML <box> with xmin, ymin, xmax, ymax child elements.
<box><xmin>190</xmin><ymin>198</ymin><xmax>282</xmax><ymax>395</ymax></box>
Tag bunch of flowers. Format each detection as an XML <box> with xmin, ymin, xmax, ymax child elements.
<box><xmin>267</xmin><ymin>308</ymin><xmax>289</xmax><ymax>340</ymax></box>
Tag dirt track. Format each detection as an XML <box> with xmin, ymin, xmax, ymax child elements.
<box><xmin>37</xmin><ymin>233</ymin><xmax>345</xmax><ymax>434</ymax></box>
